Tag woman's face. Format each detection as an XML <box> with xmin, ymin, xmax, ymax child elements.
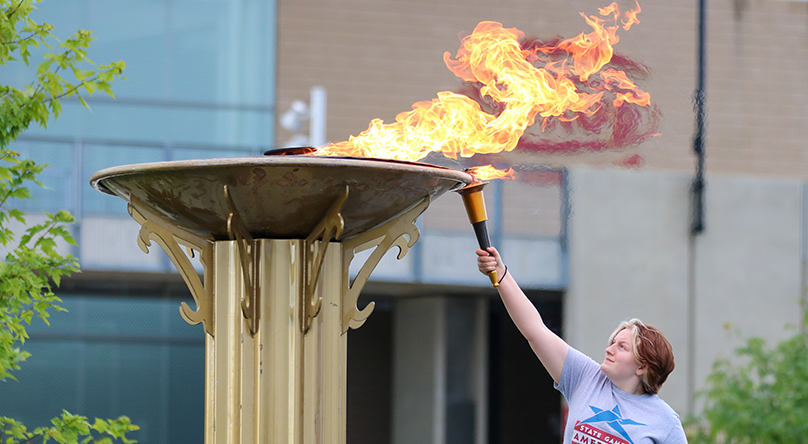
<box><xmin>601</xmin><ymin>328</ymin><xmax>643</xmax><ymax>384</ymax></box>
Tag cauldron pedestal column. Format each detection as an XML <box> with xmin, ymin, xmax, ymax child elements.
<box><xmin>92</xmin><ymin>157</ymin><xmax>471</xmax><ymax>444</ymax></box>
<box><xmin>129</xmin><ymin>194</ymin><xmax>427</xmax><ymax>444</ymax></box>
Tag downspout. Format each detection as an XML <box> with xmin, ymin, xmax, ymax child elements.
<box><xmin>687</xmin><ymin>0</ymin><xmax>707</xmax><ymax>416</ymax></box>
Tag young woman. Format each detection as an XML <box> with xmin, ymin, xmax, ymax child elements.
<box><xmin>477</xmin><ymin>247</ymin><xmax>687</xmax><ymax>444</ymax></box>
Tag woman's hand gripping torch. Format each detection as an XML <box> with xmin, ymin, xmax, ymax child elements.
<box><xmin>456</xmin><ymin>181</ymin><xmax>499</xmax><ymax>287</ymax></box>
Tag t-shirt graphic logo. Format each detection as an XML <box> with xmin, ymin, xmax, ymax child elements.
<box><xmin>580</xmin><ymin>405</ymin><xmax>645</xmax><ymax>444</ymax></box>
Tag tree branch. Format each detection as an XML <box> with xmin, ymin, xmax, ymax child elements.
<box><xmin>0</xmin><ymin>32</ymin><xmax>39</xmax><ymax>46</ymax></box>
<box><xmin>31</xmin><ymin>71</ymin><xmax>109</xmax><ymax>105</ymax></box>
<box><xmin>0</xmin><ymin>187</ymin><xmax>16</xmax><ymax>212</ymax></box>
<box><xmin>4</xmin><ymin>0</ymin><xmax>25</xmax><ymax>23</ymax></box>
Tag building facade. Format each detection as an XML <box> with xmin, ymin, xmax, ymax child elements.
<box><xmin>3</xmin><ymin>1</ymin><xmax>808</xmax><ymax>443</ymax></box>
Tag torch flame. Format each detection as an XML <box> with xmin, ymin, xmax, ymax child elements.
<box><xmin>466</xmin><ymin>165</ymin><xmax>516</xmax><ymax>182</ymax></box>
<box><xmin>316</xmin><ymin>1</ymin><xmax>649</xmax><ymax>175</ymax></box>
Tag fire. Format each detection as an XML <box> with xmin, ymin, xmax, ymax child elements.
<box><xmin>316</xmin><ymin>2</ymin><xmax>649</xmax><ymax>177</ymax></box>
<box><xmin>601</xmin><ymin>68</ymin><xmax>651</xmax><ymax>107</ymax></box>
<box><xmin>466</xmin><ymin>165</ymin><xmax>516</xmax><ymax>181</ymax></box>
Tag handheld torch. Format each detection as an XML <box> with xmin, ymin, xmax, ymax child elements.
<box><xmin>456</xmin><ymin>180</ymin><xmax>498</xmax><ymax>287</ymax></box>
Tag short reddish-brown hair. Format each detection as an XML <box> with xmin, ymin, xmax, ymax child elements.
<box><xmin>607</xmin><ymin>319</ymin><xmax>675</xmax><ymax>395</ymax></box>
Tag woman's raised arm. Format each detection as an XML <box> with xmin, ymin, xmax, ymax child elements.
<box><xmin>477</xmin><ymin>247</ymin><xmax>570</xmax><ymax>383</ymax></box>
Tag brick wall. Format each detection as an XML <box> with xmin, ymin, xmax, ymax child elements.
<box><xmin>277</xmin><ymin>0</ymin><xmax>808</xmax><ymax>180</ymax></box>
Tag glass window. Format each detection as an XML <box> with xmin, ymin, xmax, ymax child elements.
<box><xmin>3</xmin><ymin>295</ymin><xmax>205</xmax><ymax>444</ymax></box>
<box><xmin>6</xmin><ymin>141</ymin><xmax>77</xmax><ymax>213</ymax></box>
<box><xmin>1</xmin><ymin>0</ymin><xmax>277</xmax><ymax>217</ymax></box>
<box><xmin>83</xmin><ymin>144</ymin><xmax>166</xmax><ymax>216</ymax></box>
<box><xmin>172</xmin><ymin>146</ymin><xmax>255</xmax><ymax>161</ymax></box>
<box><xmin>0</xmin><ymin>0</ymin><xmax>276</xmax><ymax>149</ymax></box>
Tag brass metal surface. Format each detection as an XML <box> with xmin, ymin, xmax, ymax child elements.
<box><xmin>91</xmin><ymin>156</ymin><xmax>472</xmax><ymax>240</ymax></box>
<box><xmin>129</xmin><ymin>195</ymin><xmax>216</xmax><ymax>336</ymax></box>
<box><xmin>487</xmin><ymin>264</ymin><xmax>499</xmax><ymax>287</ymax></box>
<box><xmin>341</xmin><ymin>196</ymin><xmax>429</xmax><ymax>333</ymax></box>
<box><xmin>457</xmin><ymin>181</ymin><xmax>488</xmax><ymax>224</ymax></box>
<box><xmin>225</xmin><ymin>185</ymin><xmax>261</xmax><ymax>335</ymax></box>
<box><xmin>302</xmin><ymin>186</ymin><xmax>348</xmax><ymax>333</ymax></box>
<box><xmin>205</xmin><ymin>239</ymin><xmax>347</xmax><ymax>444</ymax></box>
<box><xmin>95</xmin><ymin>156</ymin><xmax>474</xmax><ymax>444</ymax></box>
<box><xmin>456</xmin><ymin>182</ymin><xmax>499</xmax><ymax>287</ymax></box>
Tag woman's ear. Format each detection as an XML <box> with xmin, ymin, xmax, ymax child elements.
<box><xmin>635</xmin><ymin>365</ymin><xmax>646</xmax><ymax>377</ymax></box>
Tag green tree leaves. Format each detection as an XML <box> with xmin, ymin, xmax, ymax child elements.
<box><xmin>0</xmin><ymin>148</ymin><xmax>78</xmax><ymax>381</ymax></box>
<box><xmin>1</xmin><ymin>412</ymin><xmax>138</xmax><ymax>444</ymax></box>
<box><xmin>1</xmin><ymin>0</ymin><xmax>126</xmax><ymax>147</ymax></box>
<box><xmin>0</xmin><ymin>151</ymin><xmax>139</xmax><ymax>443</ymax></box>
<box><xmin>687</xmin><ymin>312</ymin><xmax>808</xmax><ymax>444</ymax></box>
<box><xmin>0</xmin><ymin>1</ymin><xmax>135</xmax><ymax>442</ymax></box>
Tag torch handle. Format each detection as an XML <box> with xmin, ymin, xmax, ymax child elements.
<box><xmin>472</xmin><ymin>221</ymin><xmax>490</xmax><ymax>250</ymax></box>
<box><xmin>471</xmin><ymin>221</ymin><xmax>499</xmax><ymax>287</ymax></box>
<box><xmin>457</xmin><ymin>181</ymin><xmax>498</xmax><ymax>287</ymax></box>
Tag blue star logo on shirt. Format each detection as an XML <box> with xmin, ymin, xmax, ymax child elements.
<box><xmin>581</xmin><ymin>405</ymin><xmax>645</xmax><ymax>444</ymax></box>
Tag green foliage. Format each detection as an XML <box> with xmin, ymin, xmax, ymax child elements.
<box><xmin>1</xmin><ymin>0</ymin><xmax>126</xmax><ymax>147</ymax></box>
<box><xmin>0</xmin><ymin>1</ymin><xmax>135</xmax><ymax>442</ymax></box>
<box><xmin>0</xmin><ymin>153</ymin><xmax>139</xmax><ymax>443</ymax></box>
<box><xmin>687</xmin><ymin>312</ymin><xmax>808</xmax><ymax>444</ymax></box>
<box><xmin>0</xmin><ymin>150</ymin><xmax>78</xmax><ymax>379</ymax></box>
<box><xmin>1</xmin><ymin>412</ymin><xmax>138</xmax><ymax>444</ymax></box>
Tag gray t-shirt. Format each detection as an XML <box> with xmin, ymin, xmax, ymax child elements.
<box><xmin>554</xmin><ymin>347</ymin><xmax>688</xmax><ymax>444</ymax></box>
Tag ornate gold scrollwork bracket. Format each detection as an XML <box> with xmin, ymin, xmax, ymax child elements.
<box><xmin>302</xmin><ymin>186</ymin><xmax>348</xmax><ymax>334</ymax></box>
<box><xmin>224</xmin><ymin>185</ymin><xmax>260</xmax><ymax>336</ymax></box>
<box><xmin>341</xmin><ymin>196</ymin><xmax>430</xmax><ymax>334</ymax></box>
<box><xmin>128</xmin><ymin>196</ymin><xmax>215</xmax><ymax>337</ymax></box>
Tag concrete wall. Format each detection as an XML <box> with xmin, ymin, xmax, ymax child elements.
<box><xmin>565</xmin><ymin>166</ymin><xmax>805</xmax><ymax>416</ymax></box>
<box><xmin>392</xmin><ymin>298</ymin><xmax>446</xmax><ymax>444</ymax></box>
<box><xmin>691</xmin><ymin>174</ymin><xmax>805</xmax><ymax>410</ymax></box>
<box><xmin>390</xmin><ymin>297</ymin><xmax>489</xmax><ymax>444</ymax></box>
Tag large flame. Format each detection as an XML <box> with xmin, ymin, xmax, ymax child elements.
<box><xmin>316</xmin><ymin>2</ymin><xmax>649</xmax><ymax>180</ymax></box>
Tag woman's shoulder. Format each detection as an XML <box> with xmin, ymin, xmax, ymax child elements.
<box><xmin>560</xmin><ymin>347</ymin><xmax>608</xmax><ymax>387</ymax></box>
<box><xmin>644</xmin><ymin>394</ymin><xmax>682</xmax><ymax>421</ymax></box>
<box><xmin>645</xmin><ymin>396</ymin><xmax>688</xmax><ymax>443</ymax></box>
<box><xmin>566</xmin><ymin>347</ymin><xmax>605</xmax><ymax>375</ymax></box>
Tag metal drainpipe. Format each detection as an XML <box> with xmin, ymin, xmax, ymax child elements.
<box><xmin>691</xmin><ymin>0</ymin><xmax>707</xmax><ymax>236</ymax></box>
<box><xmin>687</xmin><ymin>0</ymin><xmax>707</xmax><ymax>416</ymax></box>
<box><xmin>560</xmin><ymin>169</ymin><xmax>571</xmax><ymax>288</ymax></box>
